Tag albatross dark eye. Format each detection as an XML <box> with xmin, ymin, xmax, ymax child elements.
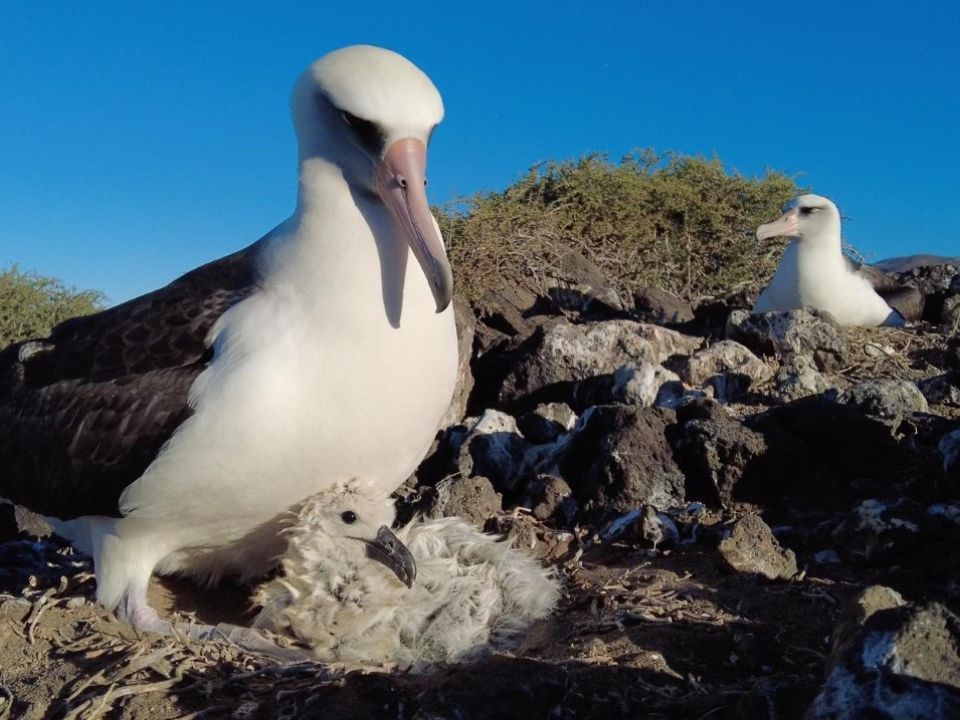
<box><xmin>340</xmin><ymin>111</ymin><xmax>385</xmax><ymax>155</ymax></box>
<box><xmin>340</xmin><ymin>510</ymin><xmax>358</xmax><ymax>525</ymax></box>
<box><xmin>800</xmin><ymin>206</ymin><xmax>818</xmax><ymax>215</ymax></box>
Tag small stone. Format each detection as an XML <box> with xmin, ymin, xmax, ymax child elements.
<box><xmin>521</xmin><ymin>475</ymin><xmax>577</xmax><ymax>524</ymax></box>
<box><xmin>839</xmin><ymin>378</ymin><xmax>929</xmax><ymax>419</ymax></box>
<box><xmin>717</xmin><ymin>515</ymin><xmax>798</xmax><ymax>581</ymax></box>
<box><xmin>423</xmin><ymin>476</ymin><xmax>503</xmax><ymax>527</ymax></box>
<box><xmin>610</xmin><ymin>361</ymin><xmax>683</xmax><ymax>408</ymax></box>
<box><xmin>517</xmin><ymin>403</ymin><xmax>577</xmax><ymax>444</ymax></box>
<box><xmin>454</xmin><ymin>410</ymin><xmax>531</xmax><ymax>494</ymax></box>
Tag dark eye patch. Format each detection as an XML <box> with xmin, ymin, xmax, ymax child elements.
<box><xmin>800</xmin><ymin>206</ymin><xmax>819</xmax><ymax>215</ymax></box>
<box><xmin>340</xmin><ymin>110</ymin><xmax>386</xmax><ymax>155</ymax></box>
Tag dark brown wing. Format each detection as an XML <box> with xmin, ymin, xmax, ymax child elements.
<box><xmin>0</xmin><ymin>242</ymin><xmax>262</xmax><ymax>519</ymax></box>
<box><xmin>851</xmin><ymin>261</ymin><xmax>926</xmax><ymax>322</ymax></box>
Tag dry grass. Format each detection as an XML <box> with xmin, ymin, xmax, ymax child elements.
<box><xmin>438</xmin><ymin>149</ymin><xmax>799</xmax><ymax>307</ymax></box>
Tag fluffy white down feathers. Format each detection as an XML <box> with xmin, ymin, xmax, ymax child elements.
<box><xmin>254</xmin><ymin>489</ymin><xmax>560</xmax><ymax>670</ymax></box>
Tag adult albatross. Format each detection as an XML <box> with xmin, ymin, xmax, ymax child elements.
<box><xmin>0</xmin><ymin>45</ymin><xmax>456</xmax><ymax>638</ymax></box>
<box><xmin>754</xmin><ymin>194</ymin><xmax>923</xmax><ymax>326</ymax></box>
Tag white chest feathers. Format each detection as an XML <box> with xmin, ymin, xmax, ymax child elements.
<box><xmin>254</xmin><ymin>508</ymin><xmax>560</xmax><ymax>671</ymax></box>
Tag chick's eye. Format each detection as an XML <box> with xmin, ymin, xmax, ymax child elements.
<box><xmin>340</xmin><ymin>511</ymin><xmax>358</xmax><ymax>525</ymax></box>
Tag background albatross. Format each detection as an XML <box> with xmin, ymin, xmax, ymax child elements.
<box><xmin>0</xmin><ymin>45</ymin><xmax>458</xmax><ymax>640</ymax></box>
<box><xmin>753</xmin><ymin>194</ymin><xmax>923</xmax><ymax>326</ymax></box>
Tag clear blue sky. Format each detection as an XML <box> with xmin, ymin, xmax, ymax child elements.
<box><xmin>1</xmin><ymin>1</ymin><xmax>957</xmax><ymax>305</ymax></box>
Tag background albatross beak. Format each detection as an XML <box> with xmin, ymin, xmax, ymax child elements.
<box><xmin>366</xmin><ymin>525</ymin><xmax>417</xmax><ymax>588</ymax></box>
<box><xmin>756</xmin><ymin>207</ymin><xmax>801</xmax><ymax>241</ymax></box>
<box><xmin>375</xmin><ymin>138</ymin><xmax>454</xmax><ymax>312</ymax></box>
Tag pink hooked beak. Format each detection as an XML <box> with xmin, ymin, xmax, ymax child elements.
<box><xmin>375</xmin><ymin>138</ymin><xmax>453</xmax><ymax>312</ymax></box>
<box><xmin>756</xmin><ymin>206</ymin><xmax>801</xmax><ymax>241</ymax></box>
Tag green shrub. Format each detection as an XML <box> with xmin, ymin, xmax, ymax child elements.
<box><xmin>438</xmin><ymin>149</ymin><xmax>799</xmax><ymax>306</ymax></box>
<box><xmin>0</xmin><ymin>266</ymin><xmax>105</xmax><ymax>347</ymax></box>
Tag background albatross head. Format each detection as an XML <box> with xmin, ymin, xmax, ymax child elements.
<box><xmin>756</xmin><ymin>193</ymin><xmax>842</xmax><ymax>246</ymax></box>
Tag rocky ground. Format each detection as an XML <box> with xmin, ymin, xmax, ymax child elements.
<box><xmin>1</xmin><ymin>256</ymin><xmax>959</xmax><ymax>719</ymax></box>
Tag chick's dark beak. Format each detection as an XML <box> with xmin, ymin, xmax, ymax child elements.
<box><xmin>366</xmin><ymin>525</ymin><xmax>417</xmax><ymax>588</ymax></box>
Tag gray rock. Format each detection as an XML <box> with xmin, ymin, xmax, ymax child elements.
<box><xmin>770</xmin><ymin>354</ymin><xmax>831</xmax><ymax>403</ymax></box>
<box><xmin>521</xmin><ymin>475</ymin><xmax>577</xmax><ymax>524</ymax></box>
<box><xmin>422</xmin><ymin>476</ymin><xmax>503</xmax><ymax>527</ymax></box>
<box><xmin>808</xmin><ymin>601</ymin><xmax>960</xmax><ymax>719</ymax></box>
<box><xmin>438</xmin><ymin>297</ymin><xmax>477</xmax><ymax>429</ymax></box>
<box><xmin>539</xmin><ymin>405</ymin><xmax>685</xmax><ymax>513</ymax></box>
<box><xmin>892</xmin><ymin>262</ymin><xmax>960</xmax><ymax>297</ymax></box>
<box><xmin>517</xmin><ymin>403</ymin><xmax>577</xmax><ymax>444</ymax></box>
<box><xmin>499</xmin><ymin>318</ymin><xmax>702</xmax><ymax>405</ymax></box>
<box><xmin>717</xmin><ymin>514</ymin><xmax>797</xmax><ymax>581</ymax></box>
<box><xmin>839</xmin><ymin>378</ymin><xmax>929</xmax><ymax>419</ymax></box>
<box><xmin>454</xmin><ymin>410</ymin><xmax>531</xmax><ymax>494</ymax></box>
<box><xmin>673</xmin><ymin>340</ymin><xmax>773</xmax><ymax>400</ymax></box>
<box><xmin>726</xmin><ymin>308</ymin><xmax>849</xmax><ymax>372</ymax></box>
<box><xmin>610</xmin><ymin>361</ymin><xmax>684</xmax><ymax>408</ymax></box>
<box><xmin>633</xmin><ymin>287</ymin><xmax>694</xmax><ymax>325</ymax></box>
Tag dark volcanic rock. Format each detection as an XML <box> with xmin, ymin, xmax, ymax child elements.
<box><xmin>717</xmin><ymin>514</ymin><xmax>798</xmax><ymax>581</ymax></box>
<box><xmin>520</xmin><ymin>475</ymin><xmax>578</xmax><ymax>524</ymax></box>
<box><xmin>726</xmin><ymin>308</ymin><xmax>849</xmax><ymax>372</ymax></box>
<box><xmin>422</xmin><ymin>476</ymin><xmax>503</xmax><ymax>527</ymax></box>
<box><xmin>890</xmin><ymin>263</ymin><xmax>960</xmax><ymax>323</ymax></box>
<box><xmin>948</xmin><ymin>336</ymin><xmax>960</xmax><ymax>372</ymax></box>
<box><xmin>472</xmin><ymin>248</ymin><xmax>624</xmax><ymax>341</ymax></box>
<box><xmin>673</xmin><ymin>411</ymin><xmax>805</xmax><ymax>507</ymax></box>
<box><xmin>540</xmin><ymin>405</ymin><xmax>685</xmax><ymax>513</ymax></box>
<box><xmin>633</xmin><ymin>286</ymin><xmax>694</xmax><ymax>325</ymax></box>
<box><xmin>517</xmin><ymin>403</ymin><xmax>577</xmax><ymax>444</ymax></box>
<box><xmin>828</xmin><ymin>585</ymin><xmax>906</xmax><ymax>672</ymax></box>
<box><xmin>0</xmin><ymin>503</ymin><xmax>17</xmax><ymax>543</ymax></box>
<box><xmin>747</xmin><ymin>397</ymin><xmax>922</xmax><ymax>508</ymax></box>
<box><xmin>838</xmin><ymin>378</ymin><xmax>929</xmax><ymax>419</ymax></box>
<box><xmin>941</xmin><ymin>429</ymin><xmax>960</xmax><ymax>487</ymax></box>
<box><xmin>454</xmin><ymin>410</ymin><xmax>532</xmax><ymax>495</ymax></box>
<box><xmin>917</xmin><ymin>373</ymin><xmax>960</xmax><ymax>407</ymax></box>
<box><xmin>808</xmin><ymin>601</ymin><xmax>960</xmax><ymax>719</ymax></box>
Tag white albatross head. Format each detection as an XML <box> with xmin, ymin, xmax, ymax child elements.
<box><xmin>756</xmin><ymin>193</ymin><xmax>842</xmax><ymax>245</ymax></box>
<box><xmin>290</xmin><ymin>481</ymin><xmax>416</xmax><ymax>588</ymax></box>
<box><xmin>292</xmin><ymin>45</ymin><xmax>452</xmax><ymax>311</ymax></box>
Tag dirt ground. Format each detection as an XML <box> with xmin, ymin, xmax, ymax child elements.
<box><xmin>2</xmin><ymin>494</ymin><xmax>957</xmax><ymax>720</ymax></box>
